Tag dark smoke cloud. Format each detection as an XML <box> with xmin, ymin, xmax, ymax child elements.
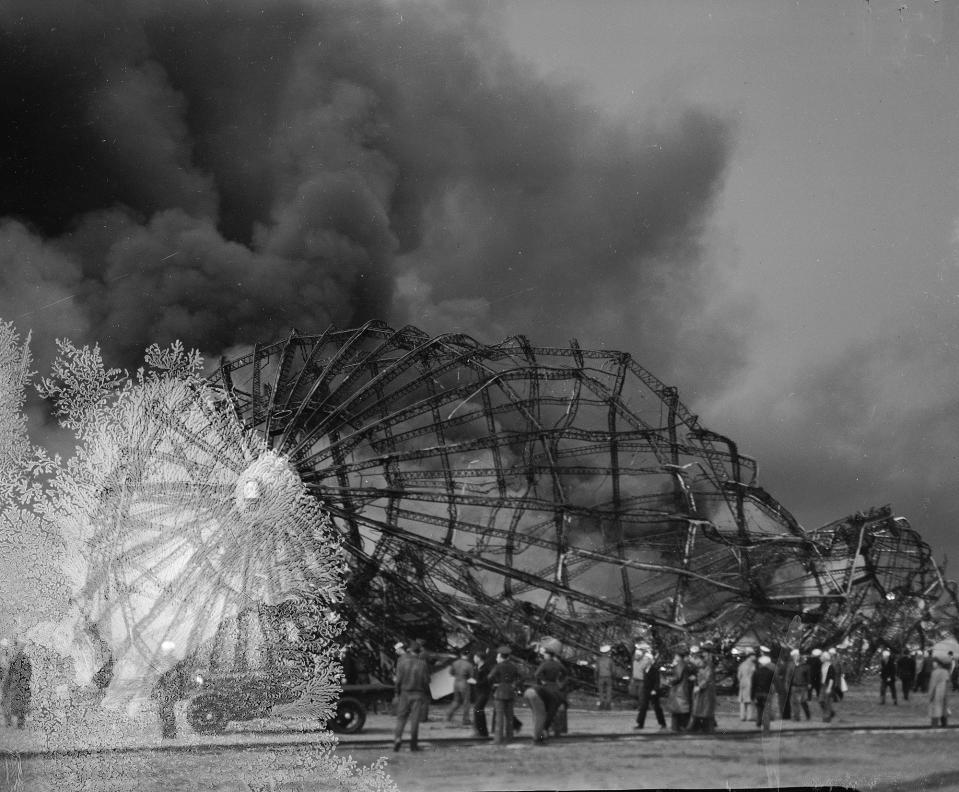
<box><xmin>1</xmin><ymin>0</ymin><xmax>738</xmax><ymax>396</ymax></box>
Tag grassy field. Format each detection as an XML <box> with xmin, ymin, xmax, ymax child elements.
<box><xmin>0</xmin><ymin>684</ymin><xmax>953</xmax><ymax>791</ymax></box>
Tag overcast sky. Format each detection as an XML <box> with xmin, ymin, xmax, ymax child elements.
<box><xmin>2</xmin><ymin>0</ymin><xmax>959</xmax><ymax>568</ymax></box>
<box><xmin>500</xmin><ymin>0</ymin><xmax>959</xmax><ymax>561</ymax></box>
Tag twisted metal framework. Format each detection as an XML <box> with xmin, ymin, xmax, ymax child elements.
<box><xmin>207</xmin><ymin>322</ymin><xmax>945</xmax><ymax>655</ymax></box>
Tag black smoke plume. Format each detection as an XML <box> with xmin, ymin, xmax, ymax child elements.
<box><xmin>2</xmin><ymin>0</ymin><xmax>737</xmax><ymax>392</ymax></box>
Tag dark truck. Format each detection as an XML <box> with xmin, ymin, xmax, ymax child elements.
<box><xmin>186</xmin><ymin>666</ymin><xmax>393</xmax><ymax>735</ymax></box>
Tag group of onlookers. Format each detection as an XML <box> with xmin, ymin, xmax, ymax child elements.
<box><xmin>392</xmin><ymin>639</ymin><xmax>570</xmax><ymax>751</ymax></box>
<box><xmin>875</xmin><ymin>647</ymin><xmax>956</xmax><ymax>726</ymax></box>
<box><xmin>736</xmin><ymin>645</ymin><xmax>844</xmax><ymax>730</ymax></box>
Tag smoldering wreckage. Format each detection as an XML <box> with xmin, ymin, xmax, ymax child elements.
<box><xmin>9</xmin><ymin>320</ymin><xmax>959</xmax><ymax>738</ymax></box>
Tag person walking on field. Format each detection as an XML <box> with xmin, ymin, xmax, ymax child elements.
<box><xmin>488</xmin><ymin>645</ymin><xmax>521</xmax><ymax>744</ymax></box>
<box><xmin>595</xmin><ymin>644</ymin><xmax>614</xmax><ymax>710</ymax></box>
<box><xmin>897</xmin><ymin>650</ymin><xmax>916</xmax><ymax>701</ymax></box>
<box><xmin>751</xmin><ymin>654</ymin><xmax>775</xmax><ymax>732</ymax></box>
<box><xmin>634</xmin><ymin>644</ymin><xmax>667</xmax><ymax>730</ymax></box>
<box><xmin>736</xmin><ymin>650</ymin><xmax>756</xmax><ymax>722</ymax></box>
<box><xmin>929</xmin><ymin>654</ymin><xmax>951</xmax><ymax>727</ymax></box>
<box><xmin>446</xmin><ymin>650</ymin><xmax>474</xmax><ymax>726</ymax></box>
<box><xmin>534</xmin><ymin>640</ymin><xmax>568</xmax><ymax>737</ymax></box>
<box><xmin>393</xmin><ymin>639</ymin><xmax>431</xmax><ymax>752</ymax></box>
<box><xmin>879</xmin><ymin>649</ymin><xmax>897</xmax><ymax>705</ymax></box>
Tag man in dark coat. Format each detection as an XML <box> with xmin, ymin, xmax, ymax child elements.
<box><xmin>393</xmin><ymin>639</ymin><xmax>431</xmax><ymax>752</ymax></box>
<box><xmin>1</xmin><ymin>641</ymin><xmax>32</xmax><ymax>729</ymax></box>
<box><xmin>916</xmin><ymin>650</ymin><xmax>934</xmax><ymax>693</ymax></box>
<box><xmin>666</xmin><ymin>647</ymin><xmax>692</xmax><ymax>732</ymax></box>
<box><xmin>790</xmin><ymin>651</ymin><xmax>812</xmax><ymax>720</ymax></box>
<box><xmin>897</xmin><ymin>651</ymin><xmax>916</xmax><ymax>701</ymax></box>
<box><xmin>751</xmin><ymin>654</ymin><xmax>775</xmax><ymax>732</ymax></box>
<box><xmin>879</xmin><ymin>649</ymin><xmax>898</xmax><ymax>705</ymax></box>
<box><xmin>808</xmin><ymin>649</ymin><xmax>823</xmax><ymax>699</ymax></box>
<box><xmin>470</xmin><ymin>649</ymin><xmax>495</xmax><ymax>738</ymax></box>
<box><xmin>534</xmin><ymin>642</ymin><xmax>568</xmax><ymax>736</ymax></box>
<box><xmin>487</xmin><ymin>645</ymin><xmax>521</xmax><ymax>744</ymax></box>
<box><xmin>634</xmin><ymin>645</ymin><xmax>667</xmax><ymax>730</ymax></box>
<box><xmin>772</xmin><ymin>647</ymin><xmax>795</xmax><ymax>720</ymax></box>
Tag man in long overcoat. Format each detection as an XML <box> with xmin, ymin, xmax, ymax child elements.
<box><xmin>534</xmin><ymin>642</ymin><xmax>568</xmax><ymax>736</ymax></box>
<box><xmin>1</xmin><ymin>641</ymin><xmax>32</xmax><ymax>729</ymax></box>
<box><xmin>689</xmin><ymin>647</ymin><xmax>716</xmax><ymax>733</ymax></box>
<box><xmin>751</xmin><ymin>654</ymin><xmax>775</xmax><ymax>732</ymax></box>
<box><xmin>929</xmin><ymin>655</ymin><xmax>950</xmax><ymax>727</ymax></box>
<box><xmin>896</xmin><ymin>650</ymin><xmax>916</xmax><ymax>701</ymax></box>
<box><xmin>736</xmin><ymin>650</ymin><xmax>756</xmax><ymax>721</ymax></box>
<box><xmin>666</xmin><ymin>647</ymin><xmax>692</xmax><ymax>732</ymax></box>
<box><xmin>488</xmin><ymin>645</ymin><xmax>521</xmax><ymax>744</ymax></box>
<box><xmin>393</xmin><ymin>639</ymin><xmax>431</xmax><ymax>751</ymax></box>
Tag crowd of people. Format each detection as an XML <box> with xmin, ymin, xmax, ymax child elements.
<box><xmin>389</xmin><ymin>637</ymin><xmax>958</xmax><ymax>750</ymax></box>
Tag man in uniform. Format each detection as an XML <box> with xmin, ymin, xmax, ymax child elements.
<box><xmin>393</xmin><ymin>639</ymin><xmax>431</xmax><ymax>752</ymax></box>
<box><xmin>487</xmin><ymin>645</ymin><xmax>521</xmax><ymax>744</ymax></box>
<box><xmin>595</xmin><ymin>644</ymin><xmax>614</xmax><ymax>710</ymax></box>
<box><xmin>446</xmin><ymin>649</ymin><xmax>474</xmax><ymax>726</ymax></box>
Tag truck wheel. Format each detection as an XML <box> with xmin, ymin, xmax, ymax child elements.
<box><xmin>330</xmin><ymin>698</ymin><xmax>366</xmax><ymax>734</ymax></box>
<box><xmin>187</xmin><ymin>699</ymin><xmax>229</xmax><ymax>734</ymax></box>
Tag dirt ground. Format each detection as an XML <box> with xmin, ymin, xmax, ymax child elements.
<box><xmin>2</xmin><ymin>685</ymin><xmax>955</xmax><ymax>791</ymax></box>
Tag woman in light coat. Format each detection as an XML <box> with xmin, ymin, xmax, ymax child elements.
<box><xmin>928</xmin><ymin>656</ymin><xmax>950</xmax><ymax>727</ymax></box>
<box><xmin>737</xmin><ymin>652</ymin><xmax>756</xmax><ymax>721</ymax></box>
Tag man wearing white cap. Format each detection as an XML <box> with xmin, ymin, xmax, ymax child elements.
<box><xmin>751</xmin><ymin>654</ymin><xmax>775</xmax><ymax>732</ymax></box>
<box><xmin>788</xmin><ymin>649</ymin><xmax>810</xmax><ymax>721</ymax></box>
<box><xmin>595</xmin><ymin>644</ymin><xmax>614</xmax><ymax>710</ymax></box>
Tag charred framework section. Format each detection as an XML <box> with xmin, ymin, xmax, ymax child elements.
<box><xmin>209</xmin><ymin>322</ymin><xmax>941</xmax><ymax>654</ymax></box>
